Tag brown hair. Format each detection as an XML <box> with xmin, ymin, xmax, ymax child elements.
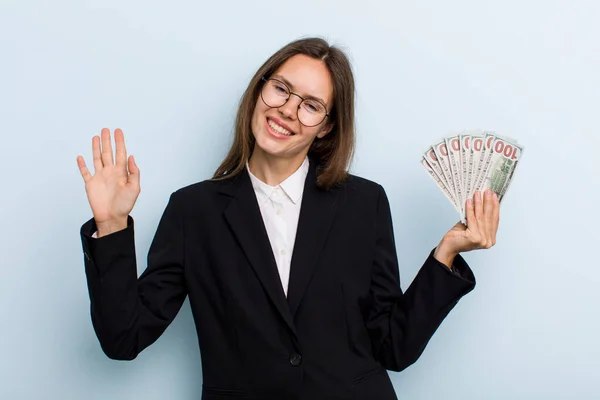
<box><xmin>211</xmin><ymin>37</ymin><xmax>356</xmax><ymax>190</ymax></box>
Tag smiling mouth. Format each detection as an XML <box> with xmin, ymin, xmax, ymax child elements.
<box><xmin>267</xmin><ymin>118</ymin><xmax>294</xmax><ymax>136</ymax></box>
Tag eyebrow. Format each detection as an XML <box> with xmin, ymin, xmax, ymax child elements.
<box><xmin>271</xmin><ymin>74</ymin><xmax>329</xmax><ymax>107</ymax></box>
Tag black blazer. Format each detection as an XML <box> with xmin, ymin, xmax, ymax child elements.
<box><xmin>80</xmin><ymin>161</ymin><xmax>476</xmax><ymax>400</ymax></box>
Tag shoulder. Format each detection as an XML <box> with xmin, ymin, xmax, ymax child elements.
<box><xmin>166</xmin><ymin>176</ymin><xmax>238</xmax><ymax>207</ymax></box>
<box><xmin>331</xmin><ymin>173</ymin><xmax>389</xmax><ymax>209</ymax></box>
<box><xmin>343</xmin><ymin>173</ymin><xmax>383</xmax><ymax>191</ymax></box>
<box><xmin>337</xmin><ymin>172</ymin><xmax>386</xmax><ymax>197</ymax></box>
<box><xmin>166</xmin><ymin>171</ymin><xmax>390</xmax><ymax>208</ymax></box>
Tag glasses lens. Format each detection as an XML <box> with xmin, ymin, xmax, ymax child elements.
<box><xmin>298</xmin><ymin>100</ymin><xmax>327</xmax><ymax>127</ymax></box>
<box><xmin>261</xmin><ymin>78</ymin><xmax>328</xmax><ymax>127</ymax></box>
<box><xmin>262</xmin><ymin>79</ymin><xmax>289</xmax><ymax>108</ymax></box>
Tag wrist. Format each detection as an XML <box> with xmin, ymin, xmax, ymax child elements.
<box><xmin>433</xmin><ymin>241</ymin><xmax>458</xmax><ymax>269</ymax></box>
<box><xmin>96</xmin><ymin>218</ymin><xmax>128</xmax><ymax>238</ymax></box>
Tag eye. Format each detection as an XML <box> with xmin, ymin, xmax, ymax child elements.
<box><xmin>272</xmin><ymin>82</ymin><xmax>288</xmax><ymax>94</ymax></box>
<box><xmin>302</xmin><ymin>100</ymin><xmax>324</xmax><ymax>114</ymax></box>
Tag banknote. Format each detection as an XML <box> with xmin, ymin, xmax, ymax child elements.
<box><xmin>422</xmin><ymin>130</ymin><xmax>523</xmax><ymax>223</ymax></box>
<box><xmin>421</xmin><ymin>157</ymin><xmax>462</xmax><ymax>215</ymax></box>
<box><xmin>465</xmin><ymin>133</ymin><xmax>485</xmax><ymax>209</ymax></box>
<box><xmin>476</xmin><ymin>136</ymin><xmax>524</xmax><ymax>203</ymax></box>
<box><xmin>472</xmin><ymin>132</ymin><xmax>497</xmax><ymax>200</ymax></box>
<box><xmin>423</xmin><ymin>146</ymin><xmax>459</xmax><ymax>208</ymax></box>
<box><xmin>445</xmin><ymin>134</ymin><xmax>464</xmax><ymax>216</ymax></box>
<box><xmin>431</xmin><ymin>138</ymin><xmax>458</xmax><ymax>208</ymax></box>
<box><xmin>459</xmin><ymin>133</ymin><xmax>472</xmax><ymax>209</ymax></box>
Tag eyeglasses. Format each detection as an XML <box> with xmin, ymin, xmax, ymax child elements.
<box><xmin>260</xmin><ymin>77</ymin><xmax>330</xmax><ymax>127</ymax></box>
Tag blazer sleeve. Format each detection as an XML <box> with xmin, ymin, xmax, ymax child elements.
<box><xmin>366</xmin><ymin>185</ymin><xmax>476</xmax><ymax>372</ymax></box>
<box><xmin>80</xmin><ymin>192</ymin><xmax>187</xmax><ymax>360</ymax></box>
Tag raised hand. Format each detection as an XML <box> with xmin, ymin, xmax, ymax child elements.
<box><xmin>433</xmin><ymin>189</ymin><xmax>500</xmax><ymax>268</ymax></box>
<box><xmin>77</xmin><ymin>128</ymin><xmax>141</xmax><ymax>237</ymax></box>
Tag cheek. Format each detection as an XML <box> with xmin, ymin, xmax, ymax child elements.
<box><xmin>252</xmin><ymin>100</ymin><xmax>272</xmax><ymax>125</ymax></box>
<box><xmin>251</xmin><ymin>105</ymin><xmax>264</xmax><ymax>132</ymax></box>
<box><xmin>307</xmin><ymin>124</ymin><xmax>326</xmax><ymax>138</ymax></box>
<box><xmin>298</xmin><ymin>127</ymin><xmax>323</xmax><ymax>145</ymax></box>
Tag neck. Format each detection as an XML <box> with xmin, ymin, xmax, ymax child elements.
<box><xmin>248</xmin><ymin>149</ymin><xmax>307</xmax><ymax>186</ymax></box>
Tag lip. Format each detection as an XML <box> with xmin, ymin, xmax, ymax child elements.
<box><xmin>267</xmin><ymin>117</ymin><xmax>294</xmax><ymax>134</ymax></box>
<box><xmin>265</xmin><ymin>117</ymin><xmax>295</xmax><ymax>139</ymax></box>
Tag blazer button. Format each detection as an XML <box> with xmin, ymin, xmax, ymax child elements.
<box><xmin>289</xmin><ymin>353</ymin><xmax>302</xmax><ymax>366</ymax></box>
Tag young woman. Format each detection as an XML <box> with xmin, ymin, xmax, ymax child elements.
<box><xmin>77</xmin><ymin>37</ymin><xmax>499</xmax><ymax>400</ymax></box>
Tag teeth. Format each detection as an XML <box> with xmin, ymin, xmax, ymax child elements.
<box><xmin>268</xmin><ymin>119</ymin><xmax>293</xmax><ymax>136</ymax></box>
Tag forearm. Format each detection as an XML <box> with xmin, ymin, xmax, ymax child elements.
<box><xmin>82</xmin><ymin>217</ymin><xmax>145</xmax><ymax>360</ymax></box>
<box><xmin>81</xmin><ymin>195</ymin><xmax>188</xmax><ymax>360</ymax></box>
<box><xmin>371</xmin><ymin>250</ymin><xmax>475</xmax><ymax>371</ymax></box>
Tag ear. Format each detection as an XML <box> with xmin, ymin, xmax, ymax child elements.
<box><xmin>316</xmin><ymin>122</ymin><xmax>334</xmax><ymax>139</ymax></box>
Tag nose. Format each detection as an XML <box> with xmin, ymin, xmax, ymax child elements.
<box><xmin>277</xmin><ymin>94</ymin><xmax>301</xmax><ymax>120</ymax></box>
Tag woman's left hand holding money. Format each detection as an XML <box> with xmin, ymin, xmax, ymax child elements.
<box><xmin>433</xmin><ymin>189</ymin><xmax>500</xmax><ymax>268</ymax></box>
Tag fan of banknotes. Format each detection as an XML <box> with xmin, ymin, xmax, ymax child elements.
<box><xmin>421</xmin><ymin>130</ymin><xmax>524</xmax><ymax>223</ymax></box>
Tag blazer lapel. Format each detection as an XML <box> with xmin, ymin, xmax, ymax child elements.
<box><xmin>287</xmin><ymin>162</ymin><xmax>339</xmax><ymax>317</ymax></box>
<box><xmin>221</xmin><ymin>169</ymin><xmax>297</xmax><ymax>338</ymax></box>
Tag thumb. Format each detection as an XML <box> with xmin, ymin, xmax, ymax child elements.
<box><xmin>128</xmin><ymin>155</ymin><xmax>140</xmax><ymax>187</ymax></box>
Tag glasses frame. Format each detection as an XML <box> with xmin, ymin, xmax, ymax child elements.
<box><xmin>260</xmin><ymin>77</ymin><xmax>330</xmax><ymax>127</ymax></box>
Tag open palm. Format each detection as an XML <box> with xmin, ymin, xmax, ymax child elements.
<box><xmin>76</xmin><ymin>128</ymin><xmax>140</xmax><ymax>228</ymax></box>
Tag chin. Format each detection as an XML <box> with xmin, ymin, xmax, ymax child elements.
<box><xmin>253</xmin><ymin>133</ymin><xmax>288</xmax><ymax>159</ymax></box>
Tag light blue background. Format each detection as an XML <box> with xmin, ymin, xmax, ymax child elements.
<box><xmin>1</xmin><ymin>1</ymin><xmax>599</xmax><ymax>399</ymax></box>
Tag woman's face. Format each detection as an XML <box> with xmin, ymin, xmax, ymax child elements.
<box><xmin>251</xmin><ymin>54</ymin><xmax>334</xmax><ymax>163</ymax></box>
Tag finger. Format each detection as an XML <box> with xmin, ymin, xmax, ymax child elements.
<box><xmin>92</xmin><ymin>135</ymin><xmax>103</xmax><ymax>172</ymax></box>
<box><xmin>76</xmin><ymin>156</ymin><xmax>92</xmax><ymax>183</ymax></box>
<box><xmin>473</xmin><ymin>190</ymin><xmax>485</xmax><ymax>246</ymax></box>
<box><xmin>474</xmin><ymin>190</ymin><xmax>484</xmax><ymax>224</ymax></box>
<box><xmin>491</xmin><ymin>192</ymin><xmax>500</xmax><ymax>244</ymax></box>
<box><xmin>101</xmin><ymin>128</ymin><xmax>115</xmax><ymax>166</ymax></box>
<box><xmin>127</xmin><ymin>155</ymin><xmax>140</xmax><ymax>188</ymax></box>
<box><xmin>465</xmin><ymin>195</ymin><xmax>478</xmax><ymax>233</ymax></box>
<box><xmin>114</xmin><ymin>128</ymin><xmax>127</xmax><ymax>168</ymax></box>
<box><xmin>483</xmin><ymin>189</ymin><xmax>494</xmax><ymax>228</ymax></box>
<box><xmin>483</xmin><ymin>189</ymin><xmax>495</xmax><ymax>246</ymax></box>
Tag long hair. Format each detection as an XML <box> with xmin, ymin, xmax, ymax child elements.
<box><xmin>212</xmin><ymin>37</ymin><xmax>356</xmax><ymax>190</ymax></box>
